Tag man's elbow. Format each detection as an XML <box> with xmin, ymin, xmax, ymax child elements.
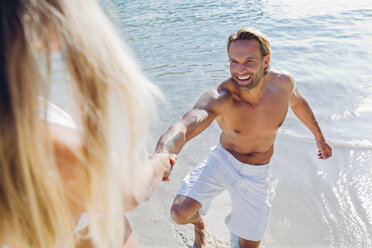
<box><xmin>290</xmin><ymin>97</ymin><xmax>307</xmax><ymax>111</ymax></box>
<box><xmin>169</xmin><ymin>122</ymin><xmax>187</xmax><ymax>142</ymax></box>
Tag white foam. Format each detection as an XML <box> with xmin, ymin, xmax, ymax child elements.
<box><xmin>278</xmin><ymin>130</ymin><xmax>372</xmax><ymax>150</ymax></box>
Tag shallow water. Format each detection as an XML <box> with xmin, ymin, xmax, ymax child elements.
<box><xmin>116</xmin><ymin>0</ymin><xmax>372</xmax><ymax>141</ymax></box>
<box><xmin>113</xmin><ymin>0</ymin><xmax>372</xmax><ymax>247</ymax></box>
<box><xmin>54</xmin><ymin>0</ymin><xmax>372</xmax><ymax>247</ymax></box>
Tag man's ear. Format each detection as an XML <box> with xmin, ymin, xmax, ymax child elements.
<box><xmin>263</xmin><ymin>54</ymin><xmax>270</xmax><ymax>69</ymax></box>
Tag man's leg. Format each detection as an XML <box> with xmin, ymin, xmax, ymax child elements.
<box><xmin>170</xmin><ymin>195</ymin><xmax>206</xmax><ymax>247</ymax></box>
<box><xmin>239</xmin><ymin>238</ymin><xmax>261</xmax><ymax>248</ymax></box>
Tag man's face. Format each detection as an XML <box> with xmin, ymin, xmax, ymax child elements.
<box><xmin>228</xmin><ymin>39</ymin><xmax>269</xmax><ymax>91</ymax></box>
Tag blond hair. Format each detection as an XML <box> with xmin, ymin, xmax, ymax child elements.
<box><xmin>227</xmin><ymin>27</ymin><xmax>271</xmax><ymax>75</ymax></box>
<box><xmin>0</xmin><ymin>0</ymin><xmax>156</xmax><ymax>247</ymax></box>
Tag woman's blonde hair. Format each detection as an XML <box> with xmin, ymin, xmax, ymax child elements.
<box><xmin>0</xmin><ymin>0</ymin><xmax>156</xmax><ymax>247</ymax></box>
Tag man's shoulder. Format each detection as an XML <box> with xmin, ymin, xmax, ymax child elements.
<box><xmin>269</xmin><ymin>69</ymin><xmax>294</xmax><ymax>82</ymax></box>
<box><xmin>267</xmin><ymin>70</ymin><xmax>295</xmax><ymax>92</ymax></box>
<box><xmin>196</xmin><ymin>79</ymin><xmax>233</xmax><ymax>111</ymax></box>
<box><xmin>203</xmin><ymin>78</ymin><xmax>233</xmax><ymax>99</ymax></box>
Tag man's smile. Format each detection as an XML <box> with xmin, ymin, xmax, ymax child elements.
<box><xmin>236</xmin><ymin>75</ymin><xmax>252</xmax><ymax>81</ymax></box>
<box><xmin>235</xmin><ymin>74</ymin><xmax>253</xmax><ymax>85</ymax></box>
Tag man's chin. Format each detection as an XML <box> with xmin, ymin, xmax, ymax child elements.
<box><xmin>238</xmin><ymin>85</ymin><xmax>255</xmax><ymax>91</ymax></box>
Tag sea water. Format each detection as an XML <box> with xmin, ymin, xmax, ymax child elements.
<box><xmin>113</xmin><ymin>0</ymin><xmax>372</xmax><ymax>247</ymax></box>
<box><xmin>54</xmin><ymin>0</ymin><xmax>372</xmax><ymax>247</ymax></box>
<box><xmin>114</xmin><ymin>0</ymin><xmax>372</xmax><ymax>247</ymax></box>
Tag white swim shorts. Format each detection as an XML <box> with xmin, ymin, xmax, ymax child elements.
<box><xmin>177</xmin><ymin>143</ymin><xmax>272</xmax><ymax>241</ymax></box>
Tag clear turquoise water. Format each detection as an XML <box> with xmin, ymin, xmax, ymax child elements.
<box><xmin>112</xmin><ymin>1</ymin><xmax>372</xmax><ymax>247</ymax></box>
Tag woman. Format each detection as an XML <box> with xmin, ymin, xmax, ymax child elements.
<box><xmin>0</xmin><ymin>0</ymin><xmax>173</xmax><ymax>247</ymax></box>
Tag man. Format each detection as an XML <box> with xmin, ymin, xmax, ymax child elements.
<box><xmin>155</xmin><ymin>27</ymin><xmax>332</xmax><ymax>248</ymax></box>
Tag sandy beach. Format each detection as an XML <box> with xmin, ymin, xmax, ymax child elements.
<box><xmin>47</xmin><ymin>0</ymin><xmax>372</xmax><ymax>246</ymax></box>
<box><xmin>128</xmin><ymin>132</ymin><xmax>372</xmax><ymax>247</ymax></box>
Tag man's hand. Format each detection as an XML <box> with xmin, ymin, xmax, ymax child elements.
<box><xmin>161</xmin><ymin>154</ymin><xmax>177</xmax><ymax>181</ymax></box>
<box><xmin>316</xmin><ymin>140</ymin><xmax>332</xmax><ymax>160</ymax></box>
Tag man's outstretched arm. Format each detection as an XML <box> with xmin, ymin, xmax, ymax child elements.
<box><xmin>155</xmin><ymin>109</ymin><xmax>213</xmax><ymax>154</ymax></box>
<box><xmin>289</xmin><ymin>85</ymin><xmax>332</xmax><ymax>159</ymax></box>
<box><xmin>156</xmin><ymin>88</ymin><xmax>223</xmax><ymax>155</ymax></box>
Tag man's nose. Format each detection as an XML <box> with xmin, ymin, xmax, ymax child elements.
<box><xmin>237</xmin><ymin>64</ymin><xmax>246</xmax><ymax>74</ymax></box>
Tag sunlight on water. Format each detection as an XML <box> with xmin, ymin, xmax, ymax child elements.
<box><xmin>266</xmin><ymin>0</ymin><xmax>372</xmax><ymax>19</ymax></box>
<box><xmin>324</xmin><ymin>148</ymin><xmax>372</xmax><ymax>247</ymax></box>
<box><xmin>42</xmin><ymin>1</ymin><xmax>372</xmax><ymax>247</ymax></box>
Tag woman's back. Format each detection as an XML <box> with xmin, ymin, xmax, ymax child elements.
<box><xmin>0</xmin><ymin>0</ymin><xmax>166</xmax><ymax>247</ymax></box>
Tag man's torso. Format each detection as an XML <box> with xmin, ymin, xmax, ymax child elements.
<box><xmin>215</xmin><ymin>71</ymin><xmax>293</xmax><ymax>164</ymax></box>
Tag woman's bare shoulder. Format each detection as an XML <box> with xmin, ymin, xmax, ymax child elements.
<box><xmin>48</xmin><ymin>124</ymin><xmax>86</xmax><ymax>217</ymax></box>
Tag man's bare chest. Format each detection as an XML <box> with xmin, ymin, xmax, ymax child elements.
<box><xmin>218</xmin><ymin>96</ymin><xmax>290</xmax><ymax>134</ymax></box>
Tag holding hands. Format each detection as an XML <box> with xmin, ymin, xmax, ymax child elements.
<box><xmin>147</xmin><ymin>153</ymin><xmax>177</xmax><ymax>181</ymax></box>
<box><xmin>162</xmin><ymin>154</ymin><xmax>177</xmax><ymax>181</ymax></box>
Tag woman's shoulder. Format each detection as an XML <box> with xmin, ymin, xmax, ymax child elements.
<box><xmin>48</xmin><ymin>123</ymin><xmax>86</xmax><ymax>217</ymax></box>
<box><xmin>39</xmin><ymin>99</ymin><xmax>86</xmax><ymax>217</ymax></box>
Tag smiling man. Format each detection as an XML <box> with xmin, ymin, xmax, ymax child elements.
<box><xmin>155</xmin><ymin>27</ymin><xmax>332</xmax><ymax>248</ymax></box>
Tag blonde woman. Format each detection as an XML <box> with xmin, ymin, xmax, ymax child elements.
<box><xmin>0</xmin><ymin>0</ymin><xmax>174</xmax><ymax>247</ymax></box>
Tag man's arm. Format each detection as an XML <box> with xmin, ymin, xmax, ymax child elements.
<box><xmin>289</xmin><ymin>84</ymin><xmax>332</xmax><ymax>160</ymax></box>
<box><xmin>156</xmin><ymin>88</ymin><xmax>225</xmax><ymax>155</ymax></box>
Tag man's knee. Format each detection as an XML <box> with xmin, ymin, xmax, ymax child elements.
<box><xmin>170</xmin><ymin>206</ymin><xmax>190</xmax><ymax>225</ymax></box>
<box><xmin>239</xmin><ymin>238</ymin><xmax>261</xmax><ymax>248</ymax></box>
<box><xmin>170</xmin><ymin>195</ymin><xmax>202</xmax><ymax>225</ymax></box>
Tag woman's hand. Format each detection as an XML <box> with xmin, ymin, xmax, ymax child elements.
<box><xmin>148</xmin><ymin>153</ymin><xmax>177</xmax><ymax>181</ymax></box>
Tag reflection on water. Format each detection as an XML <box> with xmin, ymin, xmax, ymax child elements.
<box><xmin>116</xmin><ymin>0</ymin><xmax>372</xmax><ymax>141</ymax></box>
<box><xmin>321</xmin><ymin>148</ymin><xmax>372</xmax><ymax>247</ymax></box>
<box><xmin>267</xmin><ymin>136</ymin><xmax>372</xmax><ymax>248</ymax></box>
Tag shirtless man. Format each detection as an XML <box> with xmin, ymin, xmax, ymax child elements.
<box><xmin>155</xmin><ymin>27</ymin><xmax>332</xmax><ymax>248</ymax></box>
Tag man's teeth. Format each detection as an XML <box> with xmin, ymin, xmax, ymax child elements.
<box><xmin>237</xmin><ymin>75</ymin><xmax>251</xmax><ymax>80</ymax></box>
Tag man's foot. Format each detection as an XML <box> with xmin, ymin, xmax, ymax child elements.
<box><xmin>193</xmin><ymin>218</ymin><xmax>206</xmax><ymax>248</ymax></box>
